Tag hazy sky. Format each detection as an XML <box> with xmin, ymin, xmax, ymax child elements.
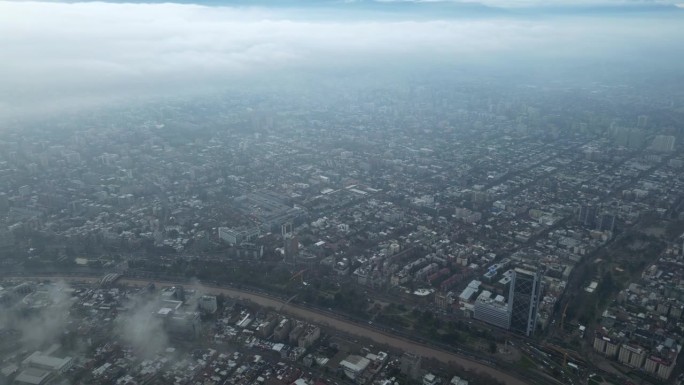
<box><xmin>1</xmin><ymin>0</ymin><xmax>683</xmax><ymax>120</ymax></box>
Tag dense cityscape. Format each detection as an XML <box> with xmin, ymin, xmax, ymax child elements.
<box><xmin>1</xmin><ymin>74</ymin><xmax>684</xmax><ymax>385</ymax></box>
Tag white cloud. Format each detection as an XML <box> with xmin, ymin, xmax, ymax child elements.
<box><xmin>0</xmin><ymin>1</ymin><xmax>681</xmax><ymax>119</ymax></box>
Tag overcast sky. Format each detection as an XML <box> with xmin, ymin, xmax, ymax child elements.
<box><xmin>1</xmin><ymin>0</ymin><xmax>683</xmax><ymax>121</ymax></box>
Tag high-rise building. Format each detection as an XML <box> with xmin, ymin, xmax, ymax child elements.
<box><xmin>508</xmin><ymin>268</ymin><xmax>542</xmax><ymax>337</ymax></box>
<box><xmin>284</xmin><ymin>235</ymin><xmax>299</xmax><ymax>261</ymax></box>
<box><xmin>649</xmin><ymin>135</ymin><xmax>676</xmax><ymax>152</ymax></box>
<box><xmin>618</xmin><ymin>344</ymin><xmax>646</xmax><ymax>368</ymax></box>
<box><xmin>578</xmin><ymin>204</ymin><xmax>598</xmax><ymax>228</ymax></box>
<box><xmin>281</xmin><ymin>222</ymin><xmax>299</xmax><ymax>262</ymax></box>
<box><xmin>637</xmin><ymin>115</ymin><xmax>648</xmax><ymax>129</ymax></box>
<box><xmin>599</xmin><ymin>213</ymin><xmax>616</xmax><ymax>232</ymax></box>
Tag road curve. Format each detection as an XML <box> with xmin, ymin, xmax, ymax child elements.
<box><xmin>6</xmin><ymin>275</ymin><xmax>527</xmax><ymax>385</ymax></box>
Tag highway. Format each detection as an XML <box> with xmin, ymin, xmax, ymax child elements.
<box><xmin>3</xmin><ymin>274</ymin><xmax>535</xmax><ymax>385</ymax></box>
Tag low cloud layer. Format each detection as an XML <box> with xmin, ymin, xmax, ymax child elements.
<box><xmin>0</xmin><ymin>1</ymin><xmax>682</xmax><ymax>120</ymax></box>
<box><xmin>114</xmin><ymin>295</ymin><xmax>171</xmax><ymax>359</ymax></box>
<box><xmin>0</xmin><ymin>281</ymin><xmax>74</xmax><ymax>351</ymax></box>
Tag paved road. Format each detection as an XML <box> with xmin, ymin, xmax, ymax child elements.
<box><xmin>6</xmin><ymin>275</ymin><xmax>528</xmax><ymax>385</ymax></box>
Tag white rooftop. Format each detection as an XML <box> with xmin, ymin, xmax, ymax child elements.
<box><xmin>157</xmin><ymin>307</ymin><xmax>173</xmax><ymax>316</ymax></box>
<box><xmin>15</xmin><ymin>368</ymin><xmax>51</xmax><ymax>385</ymax></box>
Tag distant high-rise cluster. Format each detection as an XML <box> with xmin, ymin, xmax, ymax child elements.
<box><xmin>612</xmin><ymin>126</ymin><xmax>647</xmax><ymax>149</ymax></box>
